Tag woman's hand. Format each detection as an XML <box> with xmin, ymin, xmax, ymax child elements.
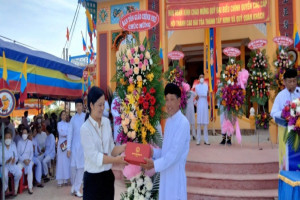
<box><xmin>114</xmin><ymin>155</ymin><xmax>128</xmax><ymax>165</ymax></box>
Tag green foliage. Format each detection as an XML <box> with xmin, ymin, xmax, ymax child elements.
<box><xmin>284</xmin><ymin>129</ymin><xmax>300</xmax><ymax>152</ymax></box>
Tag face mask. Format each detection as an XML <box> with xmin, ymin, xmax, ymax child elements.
<box><xmin>22</xmin><ymin>134</ymin><xmax>28</xmax><ymax>140</ymax></box>
<box><xmin>5</xmin><ymin>139</ymin><xmax>11</xmax><ymax>146</ymax></box>
<box><xmin>37</xmin><ymin>119</ymin><xmax>42</xmax><ymax>123</ymax></box>
<box><xmin>200</xmin><ymin>78</ymin><xmax>204</xmax><ymax>83</ymax></box>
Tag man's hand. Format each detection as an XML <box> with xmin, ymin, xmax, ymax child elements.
<box><xmin>67</xmin><ymin>150</ymin><xmax>71</xmax><ymax>158</ymax></box>
<box><xmin>141</xmin><ymin>158</ymin><xmax>154</xmax><ymax>170</ymax></box>
<box><xmin>41</xmin><ymin>148</ymin><xmax>45</xmax><ymax>153</ymax></box>
<box><xmin>195</xmin><ymin>95</ymin><xmax>199</xmax><ymax>101</ymax></box>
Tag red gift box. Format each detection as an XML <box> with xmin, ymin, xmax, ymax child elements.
<box><xmin>124</xmin><ymin>142</ymin><xmax>151</xmax><ymax>165</ymax></box>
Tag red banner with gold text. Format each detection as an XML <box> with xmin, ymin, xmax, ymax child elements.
<box><xmin>166</xmin><ymin>0</ymin><xmax>270</xmax><ymax>30</ymax></box>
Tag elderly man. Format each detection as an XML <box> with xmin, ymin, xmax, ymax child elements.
<box><xmin>142</xmin><ymin>83</ymin><xmax>190</xmax><ymax>200</ymax></box>
<box><xmin>271</xmin><ymin>68</ymin><xmax>300</xmax><ymax>119</ymax></box>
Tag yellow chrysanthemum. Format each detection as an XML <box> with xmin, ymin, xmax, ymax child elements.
<box><xmin>137</xmin><ymin>81</ymin><xmax>143</xmax><ymax>88</ymax></box>
<box><xmin>120</xmin><ymin>78</ymin><xmax>126</xmax><ymax>85</ymax></box>
<box><xmin>137</xmin><ymin>109</ymin><xmax>143</xmax><ymax>120</ymax></box>
<box><xmin>146</xmin><ymin>73</ymin><xmax>154</xmax><ymax>82</ymax></box>
<box><xmin>127</xmin><ymin>94</ymin><xmax>135</xmax><ymax>105</ymax></box>
<box><xmin>127</xmin><ymin>84</ymin><xmax>135</xmax><ymax>93</ymax></box>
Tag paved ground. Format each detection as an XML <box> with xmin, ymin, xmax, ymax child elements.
<box><xmin>12</xmin><ymin>179</ymin><xmax>126</xmax><ymax>200</ymax></box>
<box><xmin>10</xmin><ymin>131</ymin><xmax>277</xmax><ymax>200</ymax></box>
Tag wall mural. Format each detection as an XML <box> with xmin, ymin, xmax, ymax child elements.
<box><xmin>98</xmin><ymin>7</ymin><xmax>109</xmax><ymax>24</ymax></box>
<box><xmin>110</xmin><ymin>2</ymin><xmax>140</xmax><ymax>24</ymax></box>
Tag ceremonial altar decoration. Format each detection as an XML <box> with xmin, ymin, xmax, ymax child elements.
<box><xmin>217</xmin><ymin>58</ymin><xmax>249</xmax><ymax>143</ymax></box>
<box><xmin>273</xmin><ymin>48</ymin><xmax>296</xmax><ymax>95</ymax></box>
<box><xmin>247</xmin><ymin>49</ymin><xmax>272</xmax><ymax>129</ymax></box>
<box><xmin>281</xmin><ymin>98</ymin><xmax>300</xmax><ymax>151</ymax></box>
<box><xmin>164</xmin><ymin>64</ymin><xmax>189</xmax><ymax>112</ymax></box>
<box><xmin>113</xmin><ymin>38</ymin><xmax>164</xmax><ymax>200</ymax></box>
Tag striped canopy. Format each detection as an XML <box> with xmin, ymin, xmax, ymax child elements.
<box><xmin>0</xmin><ymin>39</ymin><xmax>84</xmax><ymax>99</ymax></box>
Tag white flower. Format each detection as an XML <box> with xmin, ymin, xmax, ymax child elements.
<box><xmin>141</xmin><ymin>187</ymin><xmax>146</xmax><ymax>194</ymax></box>
<box><xmin>137</xmin><ymin>178</ymin><xmax>143</xmax><ymax>187</ymax></box>
<box><xmin>227</xmin><ymin>80</ymin><xmax>231</xmax><ymax>85</ymax></box>
<box><xmin>145</xmin><ymin>181</ymin><xmax>153</xmax><ymax>191</ymax></box>
<box><xmin>146</xmin><ymin>192</ymin><xmax>151</xmax><ymax>198</ymax></box>
<box><xmin>149</xmin><ymin>59</ymin><xmax>153</xmax><ymax>65</ymax></box>
<box><xmin>296</xmin><ymin>106</ymin><xmax>300</xmax><ymax>115</ymax></box>
<box><xmin>138</xmin><ymin>196</ymin><xmax>145</xmax><ymax>200</ymax></box>
<box><xmin>290</xmin><ymin>109</ymin><xmax>296</xmax><ymax>117</ymax></box>
<box><xmin>222</xmin><ymin>74</ymin><xmax>225</xmax><ymax>78</ymax></box>
<box><xmin>144</xmin><ymin>176</ymin><xmax>151</xmax><ymax>184</ymax></box>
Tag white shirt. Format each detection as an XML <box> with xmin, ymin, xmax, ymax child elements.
<box><xmin>44</xmin><ymin>134</ymin><xmax>56</xmax><ymax>159</ymax></box>
<box><xmin>35</xmin><ymin>131</ymin><xmax>47</xmax><ymax>150</ymax></box>
<box><xmin>80</xmin><ymin>116</ymin><xmax>115</xmax><ymax>173</ymax></box>
<box><xmin>32</xmin><ymin>137</ymin><xmax>41</xmax><ymax>157</ymax></box>
<box><xmin>0</xmin><ymin>142</ymin><xmax>18</xmax><ymax>167</ymax></box>
<box><xmin>153</xmin><ymin>110</ymin><xmax>190</xmax><ymax>200</ymax></box>
<box><xmin>68</xmin><ymin>112</ymin><xmax>86</xmax><ymax>168</ymax></box>
<box><xmin>68</xmin><ymin>112</ymin><xmax>86</xmax><ymax>152</ymax></box>
<box><xmin>271</xmin><ymin>87</ymin><xmax>300</xmax><ymax>120</ymax></box>
<box><xmin>17</xmin><ymin>139</ymin><xmax>33</xmax><ymax>162</ymax></box>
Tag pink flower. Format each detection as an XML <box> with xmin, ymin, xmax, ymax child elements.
<box><xmin>182</xmin><ymin>82</ymin><xmax>190</xmax><ymax>92</ymax></box>
<box><xmin>131</xmin><ymin>48</ymin><xmax>135</xmax><ymax>54</ymax></box>
<box><xmin>130</xmin><ymin>59</ymin><xmax>134</xmax><ymax>65</ymax></box>
<box><xmin>129</xmin><ymin>77</ymin><xmax>133</xmax><ymax>84</ymax></box>
<box><xmin>140</xmin><ymin>54</ymin><xmax>144</xmax><ymax>60</ymax></box>
<box><xmin>138</xmin><ymin>62</ymin><xmax>143</xmax><ymax>69</ymax></box>
<box><xmin>144</xmin><ymin>59</ymin><xmax>148</xmax><ymax>66</ymax></box>
<box><xmin>123</xmin><ymin>164</ymin><xmax>141</xmax><ymax>180</ymax></box>
<box><xmin>128</xmin><ymin>68</ymin><xmax>133</xmax><ymax>76</ymax></box>
<box><xmin>122</xmin><ymin>66</ymin><xmax>125</xmax><ymax>72</ymax></box>
<box><xmin>140</xmin><ymin>45</ymin><xmax>145</xmax><ymax>52</ymax></box>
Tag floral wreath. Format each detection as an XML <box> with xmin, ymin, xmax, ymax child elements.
<box><xmin>113</xmin><ymin>38</ymin><xmax>165</xmax><ymax>200</ymax></box>
<box><xmin>164</xmin><ymin>64</ymin><xmax>189</xmax><ymax>112</ymax></box>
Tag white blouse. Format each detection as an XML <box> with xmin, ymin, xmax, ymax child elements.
<box><xmin>80</xmin><ymin>116</ymin><xmax>115</xmax><ymax>173</ymax></box>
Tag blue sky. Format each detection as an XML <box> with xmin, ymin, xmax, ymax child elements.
<box><xmin>0</xmin><ymin>0</ymin><xmax>92</xmax><ymax>59</ymax></box>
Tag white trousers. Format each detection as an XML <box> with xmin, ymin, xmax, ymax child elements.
<box><xmin>57</xmin><ymin>179</ymin><xmax>69</xmax><ymax>185</ymax></box>
<box><xmin>197</xmin><ymin>124</ymin><xmax>209</xmax><ymax>143</ymax></box>
<box><xmin>32</xmin><ymin>157</ymin><xmax>42</xmax><ymax>183</ymax></box>
<box><xmin>17</xmin><ymin>162</ymin><xmax>33</xmax><ymax>189</ymax></box>
<box><xmin>190</xmin><ymin>123</ymin><xmax>196</xmax><ymax>138</ymax></box>
<box><xmin>42</xmin><ymin>155</ymin><xmax>52</xmax><ymax>176</ymax></box>
<box><xmin>2</xmin><ymin>165</ymin><xmax>22</xmax><ymax>192</ymax></box>
<box><xmin>70</xmin><ymin>167</ymin><xmax>84</xmax><ymax>192</ymax></box>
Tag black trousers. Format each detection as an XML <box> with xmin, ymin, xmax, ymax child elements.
<box><xmin>83</xmin><ymin>169</ymin><xmax>115</xmax><ymax>200</ymax></box>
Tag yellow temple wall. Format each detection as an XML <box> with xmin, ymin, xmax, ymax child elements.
<box><xmin>95</xmin><ymin>0</ymin><xmax>300</xmax><ymax>133</ymax></box>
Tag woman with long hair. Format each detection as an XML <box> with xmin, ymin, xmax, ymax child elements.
<box><xmin>81</xmin><ymin>86</ymin><xmax>127</xmax><ymax>200</ymax></box>
<box><xmin>56</xmin><ymin>110</ymin><xmax>71</xmax><ymax>187</ymax></box>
